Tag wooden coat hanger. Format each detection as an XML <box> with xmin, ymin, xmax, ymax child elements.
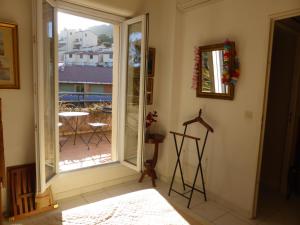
<box><xmin>168</xmin><ymin>108</ymin><xmax>213</xmax><ymax>208</ymax></box>
<box><xmin>182</xmin><ymin>109</ymin><xmax>214</xmax><ymax>132</ymax></box>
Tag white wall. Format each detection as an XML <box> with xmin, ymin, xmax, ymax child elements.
<box><xmin>0</xmin><ymin>0</ymin><xmax>35</xmax><ymax>210</ymax></box>
<box><xmin>142</xmin><ymin>0</ymin><xmax>180</xmax><ymax>178</ymax></box>
<box><xmin>0</xmin><ymin>0</ymin><xmax>35</xmax><ymax>167</ymax></box>
<box><xmin>143</xmin><ymin>0</ymin><xmax>300</xmax><ymax>218</ymax></box>
<box><xmin>78</xmin><ymin>31</ymin><xmax>98</xmax><ymax>48</ymax></box>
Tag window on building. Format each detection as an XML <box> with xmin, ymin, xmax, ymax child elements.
<box><xmin>69</xmin><ymin>53</ymin><xmax>72</xmax><ymax>58</ymax></box>
<box><xmin>75</xmin><ymin>84</ymin><xmax>84</xmax><ymax>92</ymax></box>
<box><xmin>80</xmin><ymin>54</ymin><xmax>83</xmax><ymax>59</ymax></box>
<box><xmin>90</xmin><ymin>55</ymin><xmax>93</xmax><ymax>59</ymax></box>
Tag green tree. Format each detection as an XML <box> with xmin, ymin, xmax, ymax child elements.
<box><xmin>98</xmin><ymin>34</ymin><xmax>112</xmax><ymax>46</ymax></box>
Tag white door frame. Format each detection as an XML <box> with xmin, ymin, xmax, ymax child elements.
<box><xmin>32</xmin><ymin>0</ymin><xmax>127</xmax><ymax>192</ymax></box>
<box><xmin>32</xmin><ymin>0</ymin><xmax>59</xmax><ymax>193</ymax></box>
<box><xmin>119</xmin><ymin>15</ymin><xmax>148</xmax><ymax>172</ymax></box>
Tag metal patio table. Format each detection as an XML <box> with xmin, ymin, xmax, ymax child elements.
<box><xmin>59</xmin><ymin>111</ymin><xmax>89</xmax><ymax>147</ymax></box>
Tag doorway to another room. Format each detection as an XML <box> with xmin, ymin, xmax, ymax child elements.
<box><xmin>256</xmin><ymin>15</ymin><xmax>300</xmax><ymax>224</ymax></box>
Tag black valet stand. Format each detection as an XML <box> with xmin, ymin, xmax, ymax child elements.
<box><xmin>168</xmin><ymin>109</ymin><xmax>214</xmax><ymax>208</ymax></box>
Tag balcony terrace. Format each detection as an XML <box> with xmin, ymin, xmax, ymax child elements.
<box><xmin>59</xmin><ymin>94</ymin><xmax>112</xmax><ymax>171</ymax></box>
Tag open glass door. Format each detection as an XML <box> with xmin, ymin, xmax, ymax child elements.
<box><xmin>120</xmin><ymin>15</ymin><xmax>148</xmax><ymax>171</ymax></box>
<box><xmin>33</xmin><ymin>0</ymin><xmax>59</xmax><ymax>193</ymax></box>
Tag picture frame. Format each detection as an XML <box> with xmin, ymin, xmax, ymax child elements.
<box><xmin>146</xmin><ymin>47</ymin><xmax>155</xmax><ymax>105</ymax></box>
<box><xmin>148</xmin><ymin>47</ymin><xmax>156</xmax><ymax>77</ymax></box>
<box><xmin>0</xmin><ymin>21</ymin><xmax>19</xmax><ymax>89</ymax></box>
<box><xmin>146</xmin><ymin>77</ymin><xmax>153</xmax><ymax>105</ymax></box>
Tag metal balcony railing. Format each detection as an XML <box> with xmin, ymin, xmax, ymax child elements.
<box><xmin>59</xmin><ymin>92</ymin><xmax>112</xmax><ymax>104</ymax></box>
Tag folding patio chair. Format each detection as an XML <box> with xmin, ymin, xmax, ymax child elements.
<box><xmin>87</xmin><ymin>122</ymin><xmax>111</xmax><ymax>150</ymax></box>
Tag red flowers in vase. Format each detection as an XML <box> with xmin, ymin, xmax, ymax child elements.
<box><xmin>146</xmin><ymin>111</ymin><xmax>158</xmax><ymax>128</ymax></box>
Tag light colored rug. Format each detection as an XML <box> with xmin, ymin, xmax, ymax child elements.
<box><xmin>18</xmin><ymin>189</ymin><xmax>204</xmax><ymax>225</ymax></box>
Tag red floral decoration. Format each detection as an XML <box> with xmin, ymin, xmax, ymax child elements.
<box><xmin>192</xmin><ymin>39</ymin><xmax>240</xmax><ymax>88</ymax></box>
<box><xmin>222</xmin><ymin>39</ymin><xmax>240</xmax><ymax>85</ymax></box>
<box><xmin>146</xmin><ymin>111</ymin><xmax>158</xmax><ymax>128</ymax></box>
<box><xmin>192</xmin><ymin>47</ymin><xmax>201</xmax><ymax>89</ymax></box>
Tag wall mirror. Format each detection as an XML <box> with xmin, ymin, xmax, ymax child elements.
<box><xmin>196</xmin><ymin>43</ymin><xmax>235</xmax><ymax>100</ymax></box>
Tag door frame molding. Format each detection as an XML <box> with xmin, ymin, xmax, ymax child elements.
<box><xmin>119</xmin><ymin>15</ymin><xmax>148</xmax><ymax>172</ymax></box>
<box><xmin>252</xmin><ymin>8</ymin><xmax>300</xmax><ymax>218</ymax></box>
<box><xmin>32</xmin><ymin>0</ymin><xmax>127</xmax><ymax>193</ymax></box>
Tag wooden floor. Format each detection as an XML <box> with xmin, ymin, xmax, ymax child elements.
<box><xmin>59</xmin><ymin>132</ymin><xmax>112</xmax><ymax>171</ymax></box>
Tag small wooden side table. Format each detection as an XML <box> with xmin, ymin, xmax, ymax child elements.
<box><xmin>139</xmin><ymin>133</ymin><xmax>165</xmax><ymax>187</ymax></box>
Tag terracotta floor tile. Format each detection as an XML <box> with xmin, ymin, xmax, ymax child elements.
<box><xmin>59</xmin><ymin>132</ymin><xmax>112</xmax><ymax>171</ymax></box>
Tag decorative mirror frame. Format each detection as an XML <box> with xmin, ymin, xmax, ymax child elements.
<box><xmin>196</xmin><ymin>43</ymin><xmax>235</xmax><ymax>100</ymax></box>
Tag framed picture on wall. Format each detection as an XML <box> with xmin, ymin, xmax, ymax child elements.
<box><xmin>146</xmin><ymin>77</ymin><xmax>153</xmax><ymax>105</ymax></box>
<box><xmin>0</xmin><ymin>22</ymin><xmax>19</xmax><ymax>89</ymax></box>
<box><xmin>148</xmin><ymin>47</ymin><xmax>156</xmax><ymax>77</ymax></box>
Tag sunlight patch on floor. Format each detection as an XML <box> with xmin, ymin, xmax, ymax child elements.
<box><xmin>61</xmin><ymin>189</ymin><xmax>190</xmax><ymax>225</ymax></box>
<box><xmin>59</xmin><ymin>153</ymin><xmax>112</xmax><ymax>171</ymax></box>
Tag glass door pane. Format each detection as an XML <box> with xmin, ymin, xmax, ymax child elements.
<box><xmin>43</xmin><ymin>0</ymin><xmax>57</xmax><ymax>182</ymax></box>
<box><xmin>124</xmin><ymin>22</ymin><xmax>142</xmax><ymax>165</ymax></box>
<box><xmin>123</xmin><ymin>16</ymin><xmax>146</xmax><ymax>169</ymax></box>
